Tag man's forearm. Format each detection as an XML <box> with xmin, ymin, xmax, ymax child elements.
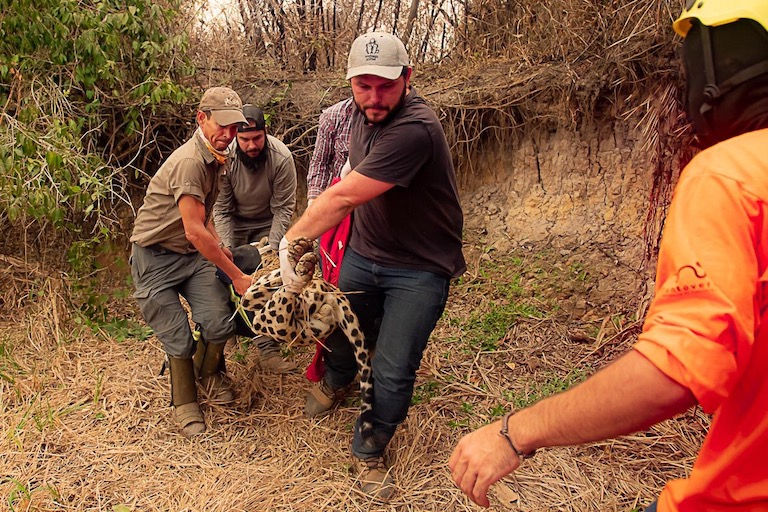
<box><xmin>509</xmin><ymin>349</ymin><xmax>697</xmax><ymax>454</ymax></box>
<box><xmin>187</xmin><ymin>224</ymin><xmax>239</xmax><ymax>279</ymax></box>
<box><xmin>286</xmin><ymin>171</ymin><xmax>393</xmax><ymax>241</ymax></box>
<box><xmin>285</xmin><ymin>191</ymin><xmax>354</xmax><ymax>241</ymax></box>
<box><xmin>269</xmin><ymin>211</ymin><xmax>292</xmax><ymax>250</ymax></box>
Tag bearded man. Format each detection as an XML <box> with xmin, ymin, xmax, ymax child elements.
<box><xmin>280</xmin><ymin>32</ymin><xmax>466</xmax><ymax>499</ymax></box>
<box><xmin>214</xmin><ymin>105</ymin><xmax>298</xmax><ymax>374</ymax></box>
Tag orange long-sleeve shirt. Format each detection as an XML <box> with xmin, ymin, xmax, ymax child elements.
<box><xmin>634</xmin><ymin>128</ymin><xmax>768</xmax><ymax>511</ymax></box>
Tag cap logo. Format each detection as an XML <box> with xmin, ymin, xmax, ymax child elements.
<box><xmin>365</xmin><ymin>38</ymin><xmax>380</xmax><ymax>62</ymax></box>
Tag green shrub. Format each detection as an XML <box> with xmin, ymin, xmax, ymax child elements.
<box><xmin>0</xmin><ymin>0</ymin><xmax>193</xmax><ymax>322</ymax></box>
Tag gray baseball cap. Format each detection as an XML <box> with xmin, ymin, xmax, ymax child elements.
<box><xmin>198</xmin><ymin>87</ymin><xmax>247</xmax><ymax>126</ymax></box>
<box><xmin>346</xmin><ymin>32</ymin><xmax>410</xmax><ymax>80</ymax></box>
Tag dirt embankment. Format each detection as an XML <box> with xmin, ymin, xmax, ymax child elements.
<box><xmin>461</xmin><ymin>117</ymin><xmax>672</xmax><ymax>315</ymax></box>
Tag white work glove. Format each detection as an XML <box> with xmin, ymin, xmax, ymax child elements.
<box><xmin>279</xmin><ymin>236</ymin><xmax>305</xmax><ymax>294</ymax></box>
<box><xmin>340</xmin><ymin>158</ymin><xmax>352</xmax><ymax>179</ymax></box>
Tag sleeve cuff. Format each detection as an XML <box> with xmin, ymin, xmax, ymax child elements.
<box><xmin>634</xmin><ymin>338</ymin><xmax>734</xmax><ymax>413</ymax></box>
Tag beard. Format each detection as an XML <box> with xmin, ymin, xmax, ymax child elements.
<box><xmin>355</xmin><ymin>85</ymin><xmax>407</xmax><ymax>125</ymax></box>
<box><xmin>236</xmin><ymin>141</ymin><xmax>268</xmax><ymax>168</ymax></box>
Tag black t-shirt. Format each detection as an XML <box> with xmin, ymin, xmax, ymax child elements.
<box><xmin>348</xmin><ymin>87</ymin><xmax>466</xmax><ymax>278</ymax></box>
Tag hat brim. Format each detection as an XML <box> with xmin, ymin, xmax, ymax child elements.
<box><xmin>210</xmin><ymin>109</ymin><xmax>248</xmax><ymax>126</ymax></box>
<box><xmin>346</xmin><ymin>65</ymin><xmax>404</xmax><ymax>80</ymax></box>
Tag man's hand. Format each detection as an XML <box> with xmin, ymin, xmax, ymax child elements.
<box><xmin>232</xmin><ymin>273</ymin><xmax>253</xmax><ymax>297</ymax></box>
<box><xmin>279</xmin><ymin>236</ymin><xmax>305</xmax><ymax>293</ymax></box>
<box><xmin>448</xmin><ymin>420</ymin><xmax>521</xmax><ymax>508</ymax></box>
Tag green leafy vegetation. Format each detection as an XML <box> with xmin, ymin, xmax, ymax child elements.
<box><xmin>451</xmin><ymin>254</ymin><xmax>551</xmax><ymax>352</ymax></box>
<box><xmin>91</xmin><ymin>318</ymin><xmax>153</xmax><ymax>343</ymax></box>
<box><xmin>464</xmin><ymin>301</ymin><xmax>543</xmax><ymax>351</ymax></box>
<box><xmin>5</xmin><ymin>478</ymin><xmax>31</xmax><ymax>512</ymax></box>
<box><xmin>447</xmin><ymin>418</ymin><xmax>470</xmax><ymax>429</ymax></box>
<box><xmin>502</xmin><ymin>368</ymin><xmax>590</xmax><ymax>410</ymax></box>
<box><xmin>411</xmin><ymin>380</ymin><xmax>441</xmax><ymax>405</ymax></box>
<box><xmin>488</xmin><ymin>403</ymin><xmax>506</xmax><ymax>417</ymax></box>
<box><xmin>0</xmin><ymin>0</ymin><xmax>193</xmax><ymax>324</ymax></box>
<box><xmin>231</xmin><ymin>338</ymin><xmax>254</xmax><ymax>363</ymax></box>
<box><xmin>442</xmin><ymin>246</ymin><xmax>601</xmax><ymax>434</ymax></box>
<box><xmin>446</xmin><ymin>369</ymin><xmax>591</xmax><ymax>431</ymax></box>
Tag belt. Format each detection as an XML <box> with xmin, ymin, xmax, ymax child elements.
<box><xmin>141</xmin><ymin>243</ymin><xmax>180</xmax><ymax>255</ymax></box>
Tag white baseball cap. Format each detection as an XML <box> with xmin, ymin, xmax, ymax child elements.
<box><xmin>346</xmin><ymin>32</ymin><xmax>410</xmax><ymax>80</ymax></box>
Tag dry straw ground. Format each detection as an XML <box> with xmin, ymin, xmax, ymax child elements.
<box><xmin>1</xmin><ymin>229</ymin><xmax>708</xmax><ymax>512</ymax></box>
<box><xmin>1</xmin><ymin>0</ymin><xmax>701</xmax><ymax>509</ymax></box>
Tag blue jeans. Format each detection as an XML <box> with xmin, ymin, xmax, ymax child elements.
<box><xmin>644</xmin><ymin>502</ymin><xmax>657</xmax><ymax>512</ymax></box>
<box><xmin>323</xmin><ymin>248</ymin><xmax>450</xmax><ymax>459</ymax></box>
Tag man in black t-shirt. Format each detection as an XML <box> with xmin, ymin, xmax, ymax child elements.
<box><xmin>280</xmin><ymin>32</ymin><xmax>466</xmax><ymax>499</ymax></box>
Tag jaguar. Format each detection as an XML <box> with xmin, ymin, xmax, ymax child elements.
<box><xmin>238</xmin><ymin>237</ymin><xmax>373</xmax><ymax>439</ymax></box>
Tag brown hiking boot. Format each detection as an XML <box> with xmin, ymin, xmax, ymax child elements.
<box><xmin>353</xmin><ymin>455</ymin><xmax>395</xmax><ymax>500</ymax></box>
<box><xmin>304</xmin><ymin>379</ymin><xmax>346</xmax><ymax>417</ymax></box>
<box><xmin>259</xmin><ymin>353</ymin><xmax>298</xmax><ymax>374</ymax></box>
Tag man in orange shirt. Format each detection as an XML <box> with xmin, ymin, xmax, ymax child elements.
<box><xmin>449</xmin><ymin>1</ymin><xmax>768</xmax><ymax>510</ymax></box>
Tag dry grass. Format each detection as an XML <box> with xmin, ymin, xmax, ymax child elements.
<box><xmin>0</xmin><ymin>234</ymin><xmax>707</xmax><ymax>512</ymax></box>
<box><xmin>2</xmin><ymin>2</ymin><xmax>699</xmax><ymax>508</ymax></box>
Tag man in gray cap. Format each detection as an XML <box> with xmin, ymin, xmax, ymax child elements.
<box><xmin>280</xmin><ymin>32</ymin><xmax>466</xmax><ymax>499</ymax></box>
<box><xmin>214</xmin><ymin>105</ymin><xmax>298</xmax><ymax>373</ymax></box>
<box><xmin>130</xmin><ymin>86</ymin><xmax>253</xmax><ymax>438</ymax></box>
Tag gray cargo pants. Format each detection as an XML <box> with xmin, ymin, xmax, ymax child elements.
<box><xmin>130</xmin><ymin>243</ymin><xmax>235</xmax><ymax>358</ymax></box>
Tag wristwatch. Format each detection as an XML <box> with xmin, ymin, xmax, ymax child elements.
<box><xmin>499</xmin><ymin>411</ymin><xmax>537</xmax><ymax>461</ymax></box>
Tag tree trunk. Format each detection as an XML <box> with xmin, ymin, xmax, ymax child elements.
<box><xmin>403</xmin><ymin>0</ymin><xmax>419</xmax><ymax>45</ymax></box>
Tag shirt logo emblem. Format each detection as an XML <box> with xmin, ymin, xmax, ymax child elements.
<box><xmin>659</xmin><ymin>262</ymin><xmax>713</xmax><ymax>296</ymax></box>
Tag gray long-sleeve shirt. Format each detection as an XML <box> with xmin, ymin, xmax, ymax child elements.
<box><xmin>214</xmin><ymin>134</ymin><xmax>297</xmax><ymax>250</ymax></box>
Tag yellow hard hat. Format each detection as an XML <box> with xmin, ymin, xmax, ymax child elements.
<box><xmin>674</xmin><ymin>0</ymin><xmax>768</xmax><ymax>37</ymax></box>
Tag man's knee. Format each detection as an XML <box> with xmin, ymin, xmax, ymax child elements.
<box><xmin>374</xmin><ymin>364</ymin><xmax>416</xmax><ymax>393</ymax></box>
<box><xmin>323</xmin><ymin>330</ymin><xmax>358</xmax><ymax>384</ymax></box>
<box><xmin>138</xmin><ymin>295</ymin><xmax>196</xmax><ymax>358</ymax></box>
<box><xmin>155</xmin><ymin>320</ymin><xmax>196</xmax><ymax>358</ymax></box>
<box><xmin>196</xmin><ymin>313</ymin><xmax>235</xmax><ymax>344</ymax></box>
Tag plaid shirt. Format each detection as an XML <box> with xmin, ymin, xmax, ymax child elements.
<box><xmin>307</xmin><ymin>97</ymin><xmax>354</xmax><ymax>200</ymax></box>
